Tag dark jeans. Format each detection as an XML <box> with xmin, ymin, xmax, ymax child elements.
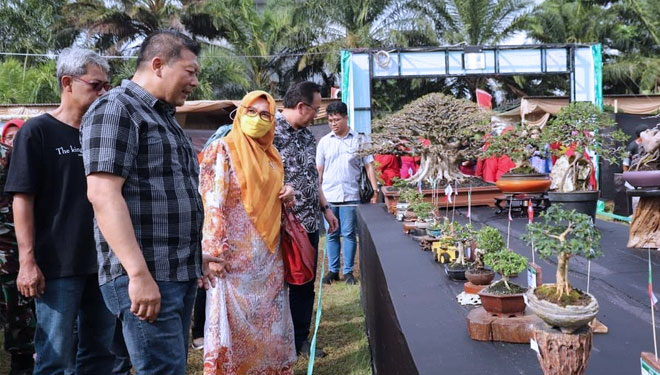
<box><xmin>100</xmin><ymin>275</ymin><xmax>196</xmax><ymax>375</ymax></box>
<box><xmin>191</xmin><ymin>286</ymin><xmax>206</xmax><ymax>340</ymax></box>
<box><xmin>111</xmin><ymin>319</ymin><xmax>131</xmax><ymax>375</ymax></box>
<box><xmin>34</xmin><ymin>274</ymin><xmax>115</xmax><ymax>375</ymax></box>
<box><xmin>288</xmin><ymin>230</ymin><xmax>319</xmax><ymax>352</ymax></box>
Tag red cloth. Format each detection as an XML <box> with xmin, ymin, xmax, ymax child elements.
<box><xmin>374</xmin><ymin>154</ymin><xmax>400</xmax><ymax>186</ymax></box>
<box><xmin>400</xmin><ymin>156</ymin><xmax>420</xmax><ymax>179</ymax></box>
<box><xmin>475</xmin><ymin>155</ymin><xmax>515</xmax><ymax>183</ymax></box>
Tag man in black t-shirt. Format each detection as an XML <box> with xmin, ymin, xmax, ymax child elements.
<box><xmin>5</xmin><ymin>48</ymin><xmax>116</xmax><ymax>375</ymax></box>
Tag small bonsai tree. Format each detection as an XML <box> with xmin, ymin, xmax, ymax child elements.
<box><xmin>483</xmin><ymin>249</ymin><xmax>528</xmax><ymax>292</ymax></box>
<box><xmin>541</xmin><ymin>102</ymin><xmax>629</xmax><ymax>192</ymax></box>
<box><xmin>480</xmin><ymin>124</ymin><xmax>542</xmax><ymax>174</ymax></box>
<box><xmin>410</xmin><ymin>201</ymin><xmax>434</xmax><ymax>221</ymax></box>
<box><xmin>399</xmin><ymin>188</ymin><xmax>423</xmax><ymax>205</ymax></box>
<box><xmin>522</xmin><ymin>205</ymin><xmax>602</xmax><ymax>303</ymax></box>
<box><xmin>450</xmin><ymin>223</ymin><xmax>476</xmax><ymax>266</ymax></box>
<box><xmin>474</xmin><ymin>226</ymin><xmax>506</xmax><ymax>270</ymax></box>
<box><xmin>359</xmin><ymin>93</ymin><xmax>491</xmax><ymax>184</ymax></box>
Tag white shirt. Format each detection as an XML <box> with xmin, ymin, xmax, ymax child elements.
<box><xmin>316</xmin><ymin>129</ymin><xmax>374</xmax><ymax>203</ymax></box>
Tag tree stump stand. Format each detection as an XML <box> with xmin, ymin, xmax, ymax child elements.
<box><xmin>532</xmin><ymin>323</ymin><xmax>592</xmax><ymax>375</ymax></box>
<box><xmin>641</xmin><ymin>352</ymin><xmax>660</xmax><ymax>374</ymax></box>
<box><xmin>627</xmin><ymin>189</ymin><xmax>660</xmax><ymax>248</ymax></box>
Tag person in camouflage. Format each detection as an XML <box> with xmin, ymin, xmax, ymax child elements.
<box><xmin>0</xmin><ymin>119</ymin><xmax>36</xmax><ymax>375</ymax></box>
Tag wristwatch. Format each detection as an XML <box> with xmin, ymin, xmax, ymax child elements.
<box><xmin>320</xmin><ymin>204</ymin><xmax>330</xmax><ymax>212</ymax></box>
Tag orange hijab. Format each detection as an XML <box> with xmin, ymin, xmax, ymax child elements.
<box><xmin>224</xmin><ymin>91</ymin><xmax>284</xmax><ymax>253</ymax></box>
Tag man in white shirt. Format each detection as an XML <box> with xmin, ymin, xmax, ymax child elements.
<box><xmin>317</xmin><ymin>102</ymin><xmax>378</xmax><ymax>285</ymax></box>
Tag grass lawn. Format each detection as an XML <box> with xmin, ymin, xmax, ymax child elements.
<box><xmin>0</xmin><ymin>238</ymin><xmax>372</xmax><ymax>375</ymax></box>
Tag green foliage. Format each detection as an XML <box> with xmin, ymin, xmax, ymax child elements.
<box><xmin>398</xmin><ymin>188</ymin><xmax>423</xmax><ymax>204</ymax></box>
<box><xmin>476</xmin><ymin>226</ymin><xmax>505</xmax><ymax>255</ymax></box>
<box><xmin>483</xmin><ymin>249</ymin><xmax>527</xmax><ymax>281</ymax></box>
<box><xmin>0</xmin><ymin>59</ymin><xmax>60</xmax><ymax>103</ymax></box>
<box><xmin>410</xmin><ymin>201</ymin><xmax>434</xmax><ymax>220</ymax></box>
<box><xmin>391</xmin><ymin>177</ymin><xmax>411</xmax><ymax>190</ymax></box>
<box><xmin>544</xmin><ymin>102</ymin><xmax>628</xmax><ymax>164</ymax></box>
<box><xmin>523</xmin><ymin>205</ymin><xmax>602</xmax><ymax>262</ymax></box>
<box><xmin>455</xmin><ymin>223</ymin><xmax>476</xmax><ymax>244</ymax></box>
<box><xmin>480</xmin><ymin>124</ymin><xmax>542</xmax><ymax>169</ymax></box>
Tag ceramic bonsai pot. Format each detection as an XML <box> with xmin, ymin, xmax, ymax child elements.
<box><xmin>444</xmin><ymin>263</ymin><xmax>468</xmax><ymax>280</ymax></box>
<box><xmin>496</xmin><ymin>173</ymin><xmax>552</xmax><ymax>193</ymax></box>
<box><xmin>465</xmin><ymin>268</ymin><xmax>495</xmax><ymax>285</ymax></box>
<box><xmin>547</xmin><ymin>191</ymin><xmax>599</xmax><ymax>221</ymax></box>
<box><xmin>478</xmin><ymin>286</ymin><xmax>526</xmax><ymax>317</ymax></box>
<box><xmin>622</xmin><ymin>170</ymin><xmax>660</xmax><ymax>189</ymax></box>
<box><xmin>525</xmin><ymin>286</ymin><xmax>599</xmax><ymax>334</ymax></box>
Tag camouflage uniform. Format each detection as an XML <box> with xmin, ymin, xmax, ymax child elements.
<box><xmin>0</xmin><ymin>142</ymin><xmax>36</xmax><ymax>372</ymax></box>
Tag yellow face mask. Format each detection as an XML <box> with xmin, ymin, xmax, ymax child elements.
<box><xmin>240</xmin><ymin>115</ymin><xmax>272</xmax><ymax>138</ymax></box>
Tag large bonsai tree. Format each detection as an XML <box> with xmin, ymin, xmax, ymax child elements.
<box><xmin>523</xmin><ymin>205</ymin><xmax>602</xmax><ymax>300</ymax></box>
<box><xmin>360</xmin><ymin>93</ymin><xmax>491</xmax><ymax>184</ymax></box>
<box><xmin>541</xmin><ymin>102</ymin><xmax>628</xmax><ymax>192</ymax></box>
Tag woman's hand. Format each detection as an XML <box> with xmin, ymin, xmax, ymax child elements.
<box><xmin>278</xmin><ymin>184</ymin><xmax>295</xmax><ymax>207</ymax></box>
<box><xmin>198</xmin><ymin>253</ymin><xmax>229</xmax><ymax>289</ymax></box>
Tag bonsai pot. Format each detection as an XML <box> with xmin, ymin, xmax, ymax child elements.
<box><xmin>496</xmin><ymin>173</ymin><xmax>552</xmax><ymax>193</ymax></box>
<box><xmin>622</xmin><ymin>170</ymin><xmax>660</xmax><ymax>189</ymax></box>
<box><xmin>465</xmin><ymin>268</ymin><xmax>495</xmax><ymax>285</ymax></box>
<box><xmin>426</xmin><ymin>228</ymin><xmax>442</xmax><ymax>237</ymax></box>
<box><xmin>478</xmin><ymin>282</ymin><xmax>526</xmax><ymax>317</ymax></box>
<box><xmin>525</xmin><ymin>286</ymin><xmax>599</xmax><ymax>334</ymax></box>
<box><xmin>444</xmin><ymin>263</ymin><xmax>468</xmax><ymax>280</ymax></box>
<box><xmin>547</xmin><ymin>190</ymin><xmax>599</xmax><ymax>221</ymax></box>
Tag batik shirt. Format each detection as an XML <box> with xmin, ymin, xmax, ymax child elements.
<box><xmin>273</xmin><ymin>112</ymin><xmax>320</xmax><ymax>233</ymax></box>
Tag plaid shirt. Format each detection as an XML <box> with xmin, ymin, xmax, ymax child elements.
<box><xmin>81</xmin><ymin>80</ymin><xmax>203</xmax><ymax>284</ymax></box>
<box><xmin>273</xmin><ymin>112</ymin><xmax>320</xmax><ymax>233</ymax></box>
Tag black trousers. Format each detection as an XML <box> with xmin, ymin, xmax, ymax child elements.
<box><xmin>288</xmin><ymin>230</ymin><xmax>319</xmax><ymax>352</ymax></box>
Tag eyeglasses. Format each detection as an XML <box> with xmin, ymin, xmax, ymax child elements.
<box><xmin>74</xmin><ymin>77</ymin><xmax>111</xmax><ymax>92</ymax></box>
<box><xmin>302</xmin><ymin>102</ymin><xmax>320</xmax><ymax>114</ymax></box>
<box><xmin>242</xmin><ymin>106</ymin><xmax>273</xmax><ymax>122</ymax></box>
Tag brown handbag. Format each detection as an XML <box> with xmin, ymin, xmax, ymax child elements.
<box><xmin>280</xmin><ymin>204</ymin><xmax>315</xmax><ymax>285</ymax></box>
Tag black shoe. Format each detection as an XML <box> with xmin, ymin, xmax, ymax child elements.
<box><xmin>298</xmin><ymin>340</ymin><xmax>327</xmax><ymax>358</ymax></box>
<box><xmin>343</xmin><ymin>272</ymin><xmax>358</xmax><ymax>285</ymax></box>
<box><xmin>322</xmin><ymin>271</ymin><xmax>339</xmax><ymax>285</ymax></box>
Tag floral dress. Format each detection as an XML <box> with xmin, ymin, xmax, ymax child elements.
<box><xmin>200</xmin><ymin>140</ymin><xmax>296</xmax><ymax>375</ymax></box>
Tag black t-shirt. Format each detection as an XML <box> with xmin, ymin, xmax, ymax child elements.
<box><xmin>5</xmin><ymin>113</ymin><xmax>97</xmax><ymax>279</ymax></box>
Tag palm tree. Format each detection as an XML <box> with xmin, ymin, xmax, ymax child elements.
<box><xmin>182</xmin><ymin>0</ymin><xmax>293</xmax><ymax>94</ymax></box>
<box><xmin>65</xmin><ymin>0</ymin><xmax>183</xmax><ymax>55</ymax></box>
<box><xmin>411</xmin><ymin>0</ymin><xmax>532</xmax><ymax>99</ymax></box>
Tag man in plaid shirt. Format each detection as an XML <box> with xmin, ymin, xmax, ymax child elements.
<box><xmin>81</xmin><ymin>30</ymin><xmax>221</xmax><ymax>374</ymax></box>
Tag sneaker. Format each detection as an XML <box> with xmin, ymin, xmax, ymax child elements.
<box><xmin>322</xmin><ymin>271</ymin><xmax>339</xmax><ymax>285</ymax></box>
<box><xmin>343</xmin><ymin>273</ymin><xmax>358</xmax><ymax>285</ymax></box>
<box><xmin>191</xmin><ymin>337</ymin><xmax>204</xmax><ymax>350</ymax></box>
<box><xmin>298</xmin><ymin>340</ymin><xmax>327</xmax><ymax>358</ymax></box>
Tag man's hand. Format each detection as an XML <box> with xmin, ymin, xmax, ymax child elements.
<box><xmin>17</xmin><ymin>261</ymin><xmax>45</xmax><ymax>298</ymax></box>
<box><xmin>128</xmin><ymin>272</ymin><xmax>161</xmax><ymax>323</ymax></box>
<box><xmin>198</xmin><ymin>253</ymin><xmax>227</xmax><ymax>289</ymax></box>
<box><xmin>324</xmin><ymin>209</ymin><xmax>339</xmax><ymax>233</ymax></box>
<box><xmin>278</xmin><ymin>184</ymin><xmax>295</xmax><ymax>207</ymax></box>
<box><xmin>370</xmin><ymin>190</ymin><xmax>378</xmax><ymax>204</ymax></box>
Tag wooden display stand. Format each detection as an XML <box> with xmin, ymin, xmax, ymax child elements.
<box><xmin>627</xmin><ymin>189</ymin><xmax>660</xmax><ymax>248</ymax></box>
<box><xmin>467</xmin><ymin>307</ymin><xmax>542</xmax><ymax>344</ymax></box>
<box><xmin>532</xmin><ymin>323</ymin><xmax>593</xmax><ymax>375</ymax></box>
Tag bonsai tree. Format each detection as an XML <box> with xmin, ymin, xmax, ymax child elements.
<box><xmin>410</xmin><ymin>201</ymin><xmax>434</xmax><ymax>221</ymax></box>
<box><xmin>474</xmin><ymin>226</ymin><xmax>506</xmax><ymax>270</ymax></box>
<box><xmin>450</xmin><ymin>223</ymin><xmax>476</xmax><ymax>267</ymax></box>
<box><xmin>522</xmin><ymin>205</ymin><xmax>602</xmax><ymax>304</ymax></box>
<box><xmin>630</xmin><ymin>125</ymin><xmax>660</xmax><ymax>171</ymax></box>
<box><xmin>480</xmin><ymin>124</ymin><xmax>542</xmax><ymax>174</ymax></box>
<box><xmin>541</xmin><ymin>102</ymin><xmax>629</xmax><ymax>192</ymax></box>
<box><xmin>483</xmin><ymin>249</ymin><xmax>528</xmax><ymax>292</ymax></box>
<box><xmin>360</xmin><ymin>93</ymin><xmax>491</xmax><ymax>184</ymax></box>
<box><xmin>398</xmin><ymin>187</ymin><xmax>423</xmax><ymax>205</ymax></box>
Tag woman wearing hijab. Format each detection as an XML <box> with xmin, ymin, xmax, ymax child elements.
<box><xmin>2</xmin><ymin>119</ymin><xmax>24</xmax><ymax>147</ymax></box>
<box><xmin>199</xmin><ymin>91</ymin><xmax>296</xmax><ymax>375</ymax></box>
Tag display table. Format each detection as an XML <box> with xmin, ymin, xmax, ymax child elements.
<box><xmin>357</xmin><ymin>204</ymin><xmax>660</xmax><ymax>375</ymax></box>
<box><xmin>627</xmin><ymin>188</ymin><xmax>660</xmax><ymax>248</ymax></box>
